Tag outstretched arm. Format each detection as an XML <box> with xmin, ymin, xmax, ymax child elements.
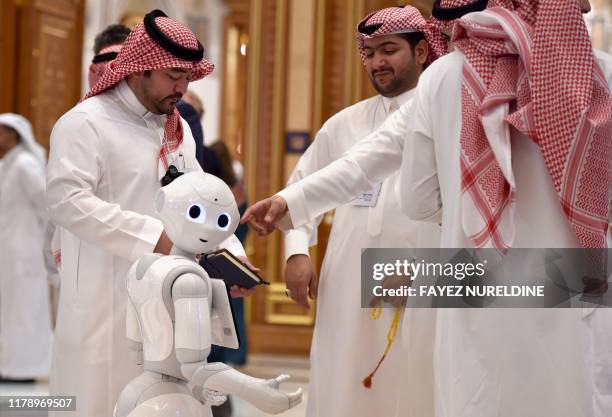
<box><xmin>191</xmin><ymin>364</ymin><xmax>302</xmax><ymax>414</ymax></box>
<box><xmin>241</xmin><ymin>102</ymin><xmax>413</xmax><ymax>234</ymax></box>
<box><xmin>172</xmin><ymin>273</ymin><xmax>302</xmax><ymax>413</ymax></box>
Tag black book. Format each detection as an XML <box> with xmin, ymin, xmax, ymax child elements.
<box><xmin>200</xmin><ymin>249</ymin><xmax>270</xmax><ymax>289</ymax></box>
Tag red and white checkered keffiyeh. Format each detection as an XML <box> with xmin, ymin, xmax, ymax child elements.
<box><xmin>84</xmin><ymin>11</ymin><xmax>214</xmax><ymax>173</ymax></box>
<box><xmin>431</xmin><ymin>0</ymin><xmax>491</xmax><ymax>30</ymax></box>
<box><xmin>88</xmin><ymin>44</ymin><xmax>124</xmax><ymax>89</ymax></box>
<box><xmin>356</xmin><ymin>6</ymin><xmax>447</xmax><ymax>65</ymax></box>
<box><xmin>454</xmin><ymin>0</ymin><xmax>611</xmax><ymax>251</ymax></box>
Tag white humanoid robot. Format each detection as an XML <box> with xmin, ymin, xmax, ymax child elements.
<box><xmin>114</xmin><ymin>171</ymin><xmax>302</xmax><ymax>417</ymax></box>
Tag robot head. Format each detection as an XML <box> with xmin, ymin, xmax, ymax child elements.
<box><xmin>155</xmin><ymin>171</ymin><xmax>239</xmax><ymax>254</ymax></box>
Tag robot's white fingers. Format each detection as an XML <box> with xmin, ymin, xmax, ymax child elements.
<box><xmin>288</xmin><ymin>388</ymin><xmax>303</xmax><ymax>408</ymax></box>
<box><xmin>211</xmin><ymin>396</ymin><xmax>226</xmax><ymax>406</ymax></box>
<box><xmin>203</xmin><ymin>388</ymin><xmax>227</xmax><ymax>406</ymax></box>
<box><xmin>274</xmin><ymin>374</ymin><xmax>291</xmax><ymax>385</ymax></box>
<box><xmin>265</xmin><ymin>374</ymin><xmax>290</xmax><ymax>389</ymax></box>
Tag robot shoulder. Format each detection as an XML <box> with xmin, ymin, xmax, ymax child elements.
<box><xmin>133</xmin><ymin>253</ymin><xmax>165</xmax><ymax>281</ymax></box>
<box><xmin>139</xmin><ymin>256</ymin><xmax>210</xmax><ymax>299</ymax></box>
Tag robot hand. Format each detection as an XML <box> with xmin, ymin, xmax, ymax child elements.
<box><xmin>246</xmin><ymin>374</ymin><xmax>302</xmax><ymax>414</ymax></box>
<box><xmin>265</xmin><ymin>374</ymin><xmax>291</xmax><ymax>389</ymax></box>
<box><xmin>193</xmin><ymin>363</ymin><xmax>302</xmax><ymax>414</ymax></box>
<box><xmin>201</xmin><ymin>389</ymin><xmax>227</xmax><ymax>407</ymax></box>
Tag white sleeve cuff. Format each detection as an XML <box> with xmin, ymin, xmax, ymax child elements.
<box><xmin>276</xmin><ymin>185</ymin><xmax>308</xmax><ymax>230</ymax></box>
<box><xmin>283</xmin><ymin>229</ymin><xmax>312</xmax><ymax>261</ymax></box>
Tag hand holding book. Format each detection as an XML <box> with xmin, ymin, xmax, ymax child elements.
<box><xmin>230</xmin><ymin>256</ymin><xmax>261</xmax><ymax>297</ymax></box>
<box><xmin>200</xmin><ymin>249</ymin><xmax>269</xmax><ymax>296</ymax></box>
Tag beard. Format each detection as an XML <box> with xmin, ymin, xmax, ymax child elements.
<box><xmin>371</xmin><ymin>74</ymin><xmax>404</xmax><ymax>96</ymax></box>
<box><xmin>153</xmin><ymin>94</ymin><xmax>182</xmax><ymax>115</ymax></box>
<box><xmin>369</xmin><ymin>64</ymin><xmax>418</xmax><ymax>97</ymax></box>
<box><xmin>140</xmin><ymin>78</ymin><xmax>182</xmax><ymax>115</ymax></box>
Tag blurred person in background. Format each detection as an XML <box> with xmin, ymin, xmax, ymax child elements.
<box><xmin>204</xmin><ymin>139</ymin><xmax>249</xmax><ymax>417</ymax></box>
<box><xmin>211</xmin><ymin>141</ymin><xmax>248</xmax><ymax>245</ymax></box>
<box><xmin>0</xmin><ymin>113</ymin><xmax>52</xmax><ymax>383</ymax></box>
<box><xmin>88</xmin><ymin>24</ymin><xmax>131</xmax><ymax>89</ymax></box>
<box><xmin>176</xmin><ymin>91</ymin><xmax>223</xmax><ymax>177</ymax></box>
<box><xmin>182</xmin><ymin>90</ymin><xmax>205</xmax><ymax>118</ymax></box>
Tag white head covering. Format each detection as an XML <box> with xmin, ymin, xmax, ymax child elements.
<box><xmin>0</xmin><ymin>113</ymin><xmax>46</xmax><ymax>164</ymax></box>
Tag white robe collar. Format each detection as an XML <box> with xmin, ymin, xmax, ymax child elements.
<box><xmin>381</xmin><ymin>87</ymin><xmax>415</xmax><ymax>114</ymax></box>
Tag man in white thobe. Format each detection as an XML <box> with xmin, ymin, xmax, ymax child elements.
<box><xmin>0</xmin><ymin>113</ymin><xmax>52</xmax><ymax>382</ymax></box>
<box><xmin>47</xmin><ymin>11</ymin><xmax>245</xmax><ymax>417</ymax></box>
<box><xmin>44</xmin><ymin>24</ymin><xmax>132</xmax><ymax>317</ymax></box>
<box><xmin>399</xmin><ymin>2</ymin><xmax>611</xmax><ymax>416</ymax></box>
<box><xmin>242</xmin><ymin>1</ymin><xmax>612</xmax><ymax>416</ymax></box>
<box><xmin>282</xmin><ymin>7</ymin><xmax>442</xmax><ymax>417</ymax></box>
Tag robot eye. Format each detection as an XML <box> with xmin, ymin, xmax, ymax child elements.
<box><xmin>216</xmin><ymin>212</ymin><xmax>231</xmax><ymax>231</ymax></box>
<box><xmin>186</xmin><ymin>203</ymin><xmax>206</xmax><ymax>223</ymax></box>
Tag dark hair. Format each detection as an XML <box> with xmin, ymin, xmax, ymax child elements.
<box><xmin>93</xmin><ymin>24</ymin><xmax>131</xmax><ymax>55</ymax></box>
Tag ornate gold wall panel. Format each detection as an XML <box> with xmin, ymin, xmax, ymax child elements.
<box><xmin>243</xmin><ymin>0</ymin><xmax>317</xmax><ymax>353</ymax></box>
<box><xmin>0</xmin><ymin>0</ymin><xmax>84</xmax><ymax>150</ymax></box>
<box><xmin>0</xmin><ymin>1</ymin><xmax>18</xmax><ymax>113</ymax></box>
<box><xmin>15</xmin><ymin>0</ymin><xmax>84</xmax><ymax>151</ymax></box>
<box><xmin>220</xmin><ymin>0</ymin><xmax>250</xmax><ymax>161</ymax></box>
<box><xmin>274</xmin><ymin>0</ymin><xmax>318</xmax><ymax>328</ymax></box>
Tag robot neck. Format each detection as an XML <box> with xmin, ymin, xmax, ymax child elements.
<box><xmin>170</xmin><ymin>245</ymin><xmax>197</xmax><ymax>260</ymax></box>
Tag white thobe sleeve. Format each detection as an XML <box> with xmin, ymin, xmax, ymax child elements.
<box><xmin>46</xmin><ymin>113</ymin><xmax>164</xmax><ymax>262</ymax></box>
<box><xmin>276</xmin><ymin>103</ymin><xmax>411</xmax><ymax>230</ymax></box>
<box><xmin>283</xmin><ymin>126</ymin><xmax>335</xmax><ymax>260</ymax></box>
<box><xmin>397</xmin><ymin>80</ymin><xmax>442</xmax><ymax>222</ymax></box>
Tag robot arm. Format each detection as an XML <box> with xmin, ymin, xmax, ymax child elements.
<box><xmin>126</xmin><ymin>294</ymin><xmax>143</xmax><ymax>365</ymax></box>
<box><xmin>190</xmin><ymin>363</ymin><xmax>302</xmax><ymax>414</ymax></box>
<box><xmin>171</xmin><ymin>272</ymin><xmax>212</xmax><ymax>377</ymax></box>
<box><xmin>172</xmin><ymin>274</ymin><xmax>302</xmax><ymax>414</ymax></box>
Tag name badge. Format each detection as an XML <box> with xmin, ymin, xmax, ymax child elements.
<box><xmin>352</xmin><ymin>183</ymin><xmax>382</xmax><ymax>207</ymax></box>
